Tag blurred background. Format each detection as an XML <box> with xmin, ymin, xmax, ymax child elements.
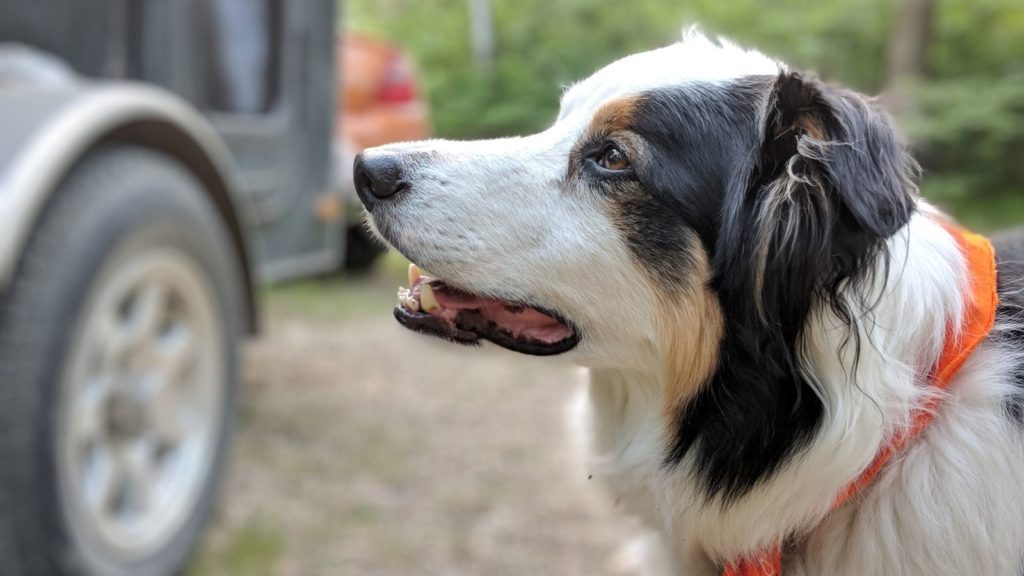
<box><xmin>0</xmin><ymin>1</ymin><xmax>1020</xmax><ymax>575</ymax></box>
<box><xmin>351</xmin><ymin>0</ymin><xmax>1024</xmax><ymax>229</ymax></box>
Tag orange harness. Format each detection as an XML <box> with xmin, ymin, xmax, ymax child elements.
<box><xmin>723</xmin><ymin>223</ymin><xmax>999</xmax><ymax>576</ymax></box>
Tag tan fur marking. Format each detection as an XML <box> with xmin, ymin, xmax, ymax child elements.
<box><xmin>797</xmin><ymin>114</ymin><xmax>826</xmax><ymax>140</ymax></box>
<box><xmin>655</xmin><ymin>233</ymin><xmax>725</xmax><ymax>414</ymax></box>
<box><xmin>602</xmin><ymin>194</ymin><xmax>723</xmax><ymax>413</ymax></box>
<box><xmin>586</xmin><ymin>95</ymin><xmax>641</xmax><ymax>139</ymax></box>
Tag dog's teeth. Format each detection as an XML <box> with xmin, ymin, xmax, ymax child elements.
<box><xmin>408</xmin><ymin>263</ymin><xmax>421</xmax><ymax>286</ymax></box>
<box><xmin>397</xmin><ymin>287</ymin><xmax>420</xmax><ymax>312</ymax></box>
<box><xmin>420</xmin><ymin>283</ymin><xmax>440</xmax><ymax>314</ymax></box>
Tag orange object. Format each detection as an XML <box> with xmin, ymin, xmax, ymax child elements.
<box><xmin>722</xmin><ymin>222</ymin><xmax>998</xmax><ymax>576</ymax></box>
<box><xmin>336</xmin><ymin>33</ymin><xmax>431</xmax><ymax>150</ymax></box>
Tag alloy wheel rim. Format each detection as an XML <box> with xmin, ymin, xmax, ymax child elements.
<box><xmin>57</xmin><ymin>246</ymin><xmax>224</xmax><ymax>560</ymax></box>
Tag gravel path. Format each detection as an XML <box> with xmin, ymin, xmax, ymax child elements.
<box><xmin>192</xmin><ymin>308</ymin><xmax>638</xmax><ymax>576</ymax></box>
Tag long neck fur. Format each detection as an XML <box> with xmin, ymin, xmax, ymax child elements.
<box><xmin>585</xmin><ymin>209</ymin><xmax>968</xmax><ymax>565</ymax></box>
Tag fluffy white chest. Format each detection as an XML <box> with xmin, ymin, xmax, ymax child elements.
<box><xmin>576</xmin><ymin>343</ymin><xmax>1024</xmax><ymax>576</ymax></box>
<box><xmin>580</xmin><ymin>369</ymin><xmax>664</xmax><ymax>524</ymax></box>
<box><xmin>578</xmin><ymin>368</ymin><xmax>720</xmax><ymax>574</ymax></box>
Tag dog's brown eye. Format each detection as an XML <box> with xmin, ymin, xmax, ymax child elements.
<box><xmin>597</xmin><ymin>145</ymin><xmax>630</xmax><ymax>171</ymax></box>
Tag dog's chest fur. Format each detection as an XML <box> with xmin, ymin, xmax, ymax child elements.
<box><xmin>582</xmin><ymin>355</ymin><xmax>1024</xmax><ymax>576</ymax></box>
<box><xmin>583</xmin><ymin>369</ymin><xmax>662</xmax><ymax>518</ymax></box>
<box><xmin>582</xmin><ymin>368</ymin><xmax>718</xmax><ymax>573</ymax></box>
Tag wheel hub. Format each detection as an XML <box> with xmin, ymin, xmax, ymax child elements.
<box><xmin>104</xmin><ymin>391</ymin><xmax>146</xmax><ymax>440</ymax></box>
<box><xmin>57</xmin><ymin>247</ymin><xmax>224</xmax><ymax>560</ymax></box>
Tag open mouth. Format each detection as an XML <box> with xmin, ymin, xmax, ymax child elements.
<box><xmin>394</xmin><ymin>264</ymin><xmax>580</xmax><ymax>356</ymax></box>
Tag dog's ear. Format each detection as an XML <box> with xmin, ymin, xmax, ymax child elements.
<box><xmin>669</xmin><ymin>73</ymin><xmax>918</xmax><ymax>499</ymax></box>
<box><xmin>717</xmin><ymin>71</ymin><xmax>917</xmax><ymax>332</ymax></box>
<box><xmin>763</xmin><ymin>72</ymin><xmax>916</xmax><ymax>237</ymax></box>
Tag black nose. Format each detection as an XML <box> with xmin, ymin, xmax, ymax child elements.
<box><xmin>354</xmin><ymin>153</ymin><xmax>409</xmax><ymax>209</ymax></box>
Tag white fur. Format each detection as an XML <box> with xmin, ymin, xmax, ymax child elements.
<box><xmin>582</xmin><ymin>211</ymin><xmax>1024</xmax><ymax>575</ymax></box>
<box><xmin>362</xmin><ymin>34</ymin><xmax>776</xmax><ymax>369</ymax></box>
<box><xmin>558</xmin><ymin>29</ymin><xmax>779</xmax><ymax>124</ymax></box>
<box><xmin>364</xmin><ymin>34</ymin><xmax>1024</xmax><ymax>575</ymax></box>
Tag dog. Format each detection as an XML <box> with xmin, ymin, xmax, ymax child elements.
<box><xmin>354</xmin><ymin>31</ymin><xmax>1024</xmax><ymax>575</ymax></box>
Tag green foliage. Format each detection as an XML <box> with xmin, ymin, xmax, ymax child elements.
<box><xmin>910</xmin><ymin>75</ymin><xmax>1024</xmax><ymax>192</ymax></box>
<box><xmin>909</xmin><ymin>0</ymin><xmax>1024</xmax><ymax>225</ymax></box>
<box><xmin>346</xmin><ymin>0</ymin><xmax>1024</xmax><ymax>225</ymax></box>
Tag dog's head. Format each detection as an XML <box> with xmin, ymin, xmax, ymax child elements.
<box><xmin>357</xmin><ymin>34</ymin><xmax>917</xmax><ymax>493</ymax></box>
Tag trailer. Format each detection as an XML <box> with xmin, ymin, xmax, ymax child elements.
<box><xmin>0</xmin><ymin>2</ymin><xmax>352</xmax><ymax>574</ymax></box>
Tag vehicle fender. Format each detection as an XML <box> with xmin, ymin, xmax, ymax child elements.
<box><xmin>0</xmin><ymin>82</ymin><xmax>258</xmax><ymax>332</ymax></box>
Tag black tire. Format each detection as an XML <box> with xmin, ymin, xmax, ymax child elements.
<box><xmin>343</xmin><ymin>223</ymin><xmax>386</xmax><ymax>272</ymax></box>
<box><xmin>0</xmin><ymin>145</ymin><xmax>243</xmax><ymax>576</ymax></box>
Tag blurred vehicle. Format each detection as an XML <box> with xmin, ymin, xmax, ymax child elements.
<box><xmin>0</xmin><ymin>0</ymin><xmax>379</xmax><ymax>574</ymax></box>
<box><xmin>334</xmin><ymin>33</ymin><xmax>430</xmax><ymax>269</ymax></box>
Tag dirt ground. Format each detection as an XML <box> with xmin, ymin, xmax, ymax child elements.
<box><xmin>189</xmin><ymin>270</ymin><xmax>638</xmax><ymax>576</ymax></box>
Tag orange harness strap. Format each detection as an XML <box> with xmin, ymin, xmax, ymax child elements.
<box><xmin>722</xmin><ymin>223</ymin><xmax>999</xmax><ymax>576</ymax></box>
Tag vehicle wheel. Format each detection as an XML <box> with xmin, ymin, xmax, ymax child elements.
<box><xmin>343</xmin><ymin>223</ymin><xmax>386</xmax><ymax>272</ymax></box>
<box><xmin>0</xmin><ymin>145</ymin><xmax>243</xmax><ymax>576</ymax></box>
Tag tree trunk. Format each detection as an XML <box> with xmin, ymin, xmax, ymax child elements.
<box><xmin>468</xmin><ymin>0</ymin><xmax>495</xmax><ymax>73</ymax></box>
<box><xmin>884</xmin><ymin>0</ymin><xmax>934</xmax><ymax>120</ymax></box>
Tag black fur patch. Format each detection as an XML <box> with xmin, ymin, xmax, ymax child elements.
<box><xmin>991</xmin><ymin>229</ymin><xmax>1024</xmax><ymax>425</ymax></box>
<box><xmin>595</xmin><ymin>80</ymin><xmax>771</xmax><ymax>288</ymax></box>
<box><xmin>612</xmin><ymin>189</ymin><xmax>701</xmax><ymax>288</ymax></box>
<box><xmin>604</xmin><ymin>73</ymin><xmax>917</xmax><ymax>501</ymax></box>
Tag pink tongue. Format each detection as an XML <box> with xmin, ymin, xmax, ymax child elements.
<box><xmin>426</xmin><ymin>282</ymin><xmax>572</xmax><ymax>344</ymax></box>
<box><xmin>485</xmin><ymin>306</ymin><xmax>573</xmax><ymax>343</ymax></box>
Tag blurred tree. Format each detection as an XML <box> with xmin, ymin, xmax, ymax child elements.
<box><xmin>468</xmin><ymin>0</ymin><xmax>495</xmax><ymax>73</ymax></box>
<box><xmin>345</xmin><ymin>0</ymin><xmax>1024</xmax><ymax>228</ymax></box>
<box><xmin>885</xmin><ymin>0</ymin><xmax>933</xmax><ymax>117</ymax></box>
<box><xmin>902</xmin><ymin>0</ymin><xmax>1024</xmax><ymax>229</ymax></box>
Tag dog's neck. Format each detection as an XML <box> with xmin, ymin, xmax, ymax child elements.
<box><xmin>586</xmin><ymin>366</ymin><xmax>718</xmax><ymax>572</ymax></box>
<box><xmin>583</xmin><ymin>209</ymin><xmax>969</xmax><ymax>564</ymax></box>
